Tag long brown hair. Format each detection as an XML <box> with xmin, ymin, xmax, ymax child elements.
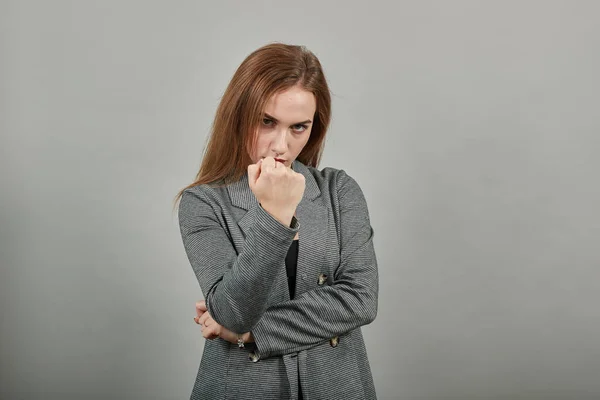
<box><xmin>175</xmin><ymin>43</ymin><xmax>332</xmax><ymax>205</ymax></box>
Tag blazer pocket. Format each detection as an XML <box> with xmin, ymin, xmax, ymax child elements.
<box><xmin>305</xmin><ymin>331</ymin><xmax>365</xmax><ymax>399</ymax></box>
<box><xmin>223</xmin><ymin>344</ymin><xmax>290</xmax><ymax>400</ymax></box>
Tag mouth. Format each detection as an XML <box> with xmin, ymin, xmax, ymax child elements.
<box><xmin>274</xmin><ymin>158</ymin><xmax>286</xmax><ymax>164</ymax></box>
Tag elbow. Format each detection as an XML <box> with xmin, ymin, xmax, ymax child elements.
<box><xmin>212</xmin><ymin>312</ymin><xmax>259</xmax><ymax>334</ymax></box>
<box><xmin>360</xmin><ymin>291</ymin><xmax>378</xmax><ymax>325</ymax></box>
<box><xmin>364</xmin><ymin>298</ymin><xmax>378</xmax><ymax>325</ymax></box>
<box><xmin>207</xmin><ymin>296</ymin><xmax>262</xmax><ymax>333</ymax></box>
<box><xmin>228</xmin><ymin>317</ymin><xmax>259</xmax><ymax>334</ymax></box>
<box><xmin>340</xmin><ymin>281</ymin><xmax>378</xmax><ymax>326</ymax></box>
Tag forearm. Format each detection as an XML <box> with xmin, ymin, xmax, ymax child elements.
<box><xmin>252</xmin><ymin>243</ymin><xmax>378</xmax><ymax>358</ymax></box>
<box><xmin>251</xmin><ymin>171</ymin><xmax>379</xmax><ymax>358</ymax></box>
<box><xmin>180</xmin><ymin>191</ymin><xmax>299</xmax><ymax>333</ymax></box>
<box><xmin>206</xmin><ymin>208</ymin><xmax>299</xmax><ymax>332</ymax></box>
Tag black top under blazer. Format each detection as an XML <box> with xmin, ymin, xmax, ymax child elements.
<box><xmin>178</xmin><ymin>159</ymin><xmax>379</xmax><ymax>400</ymax></box>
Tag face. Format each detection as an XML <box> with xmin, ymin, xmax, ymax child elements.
<box><xmin>249</xmin><ymin>85</ymin><xmax>316</xmax><ymax>169</ymax></box>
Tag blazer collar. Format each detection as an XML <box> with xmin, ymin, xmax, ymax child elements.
<box><xmin>227</xmin><ymin>159</ymin><xmax>321</xmax><ymax>210</ymax></box>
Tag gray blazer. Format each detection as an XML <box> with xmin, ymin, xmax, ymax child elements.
<box><xmin>179</xmin><ymin>160</ymin><xmax>379</xmax><ymax>400</ymax></box>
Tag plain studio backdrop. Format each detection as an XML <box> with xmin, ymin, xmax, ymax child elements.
<box><xmin>1</xmin><ymin>1</ymin><xmax>599</xmax><ymax>399</ymax></box>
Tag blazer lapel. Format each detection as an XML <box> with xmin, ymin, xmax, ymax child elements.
<box><xmin>227</xmin><ymin>172</ymin><xmax>257</xmax><ymax>247</ymax></box>
<box><xmin>292</xmin><ymin>161</ymin><xmax>328</xmax><ymax>295</ymax></box>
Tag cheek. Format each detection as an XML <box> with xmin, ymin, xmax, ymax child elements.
<box><xmin>250</xmin><ymin>132</ymin><xmax>269</xmax><ymax>160</ymax></box>
<box><xmin>296</xmin><ymin>131</ymin><xmax>312</xmax><ymax>151</ymax></box>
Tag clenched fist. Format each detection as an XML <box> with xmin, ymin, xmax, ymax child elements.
<box><xmin>248</xmin><ymin>157</ymin><xmax>305</xmax><ymax>226</ymax></box>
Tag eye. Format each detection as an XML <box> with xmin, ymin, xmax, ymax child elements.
<box><xmin>292</xmin><ymin>124</ymin><xmax>308</xmax><ymax>133</ymax></box>
<box><xmin>262</xmin><ymin>118</ymin><xmax>274</xmax><ymax>126</ymax></box>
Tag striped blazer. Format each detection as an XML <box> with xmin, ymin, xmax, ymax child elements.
<box><xmin>178</xmin><ymin>159</ymin><xmax>379</xmax><ymax>400</ymax></box>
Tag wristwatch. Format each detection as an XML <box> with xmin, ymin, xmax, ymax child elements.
<box><xmin>237</xmin><ymin>334</ymin><xmax>245</xmax><ymax>348</ymax></box>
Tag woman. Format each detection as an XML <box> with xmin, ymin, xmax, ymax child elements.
<box><xmin>177</xmin><ymin>43</ymin><xmax>379</xmax><ymax>400</ymax></box>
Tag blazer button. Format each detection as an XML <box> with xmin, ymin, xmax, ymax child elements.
<box><xmin>330</xmin><ymin>336</ymin><xmax>339</xmax><ymax>347</ymax></box>
<box><xmin>248</xmin><ymin>352</ymin><xmax>260</xmax><ymax>363</ymax></box>
<box><xmin>317</xmin><ymin>273</ymin><xmax>328</xmax><ymax>285</ymax></box>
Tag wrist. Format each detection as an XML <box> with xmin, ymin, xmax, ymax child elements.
<box><xmin>236</xmin><ymin>332</ymin><xmax>254</xmax><ymax>348</ymax></box>
<box><xmin>260</xmin><ymin>203</ymin><xmax>295</xmax><ymax>227</ymax></box>
<box><xmin>236</xmin><ymin>333</ymin><xmax>245</xmax><ymax>348</ymax></box>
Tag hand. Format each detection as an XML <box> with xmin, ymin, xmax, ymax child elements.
<box><xmin>194</xmin><ymin>300</ymin><xmax>207</xmax><ymax>324</ymax></box>
<box><xmin>247</xmin><ymin>157</ymin><xmax>305</xmax><ymax>225</ymax></box>
<box><xmin>194</xmin><ymin>300</ymin><xmax>254</xmax><ymax>344</ymax></box>
<box><xmin>198</xmin><ymin>309</ymin><xmax>223</xmax><ymax>340</ymax></box>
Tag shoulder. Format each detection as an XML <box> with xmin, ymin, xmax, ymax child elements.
<box><xmin>304</xmin><ymin>164</ymin><xmax>367</xmax><ymax>204</ymax></box>
<box><xmin>180</xmin><ymin>183</ymin><xmax>222</xmax><ymax>204</ymax></box>
<box><xmin>178</xmin><ymin>182</ymin><xmax>228</xmax><ymax>218</ymax></box>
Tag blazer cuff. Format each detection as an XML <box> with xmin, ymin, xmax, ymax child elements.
<box><xmin>250</xmin><ymin>323</ymin><xmax>273</xmax><ymax>359</ymax></box>
<box><xmin>255</xmin><ymin>203</ymin><xmax>300</xmax><ymax>236</ymax></box>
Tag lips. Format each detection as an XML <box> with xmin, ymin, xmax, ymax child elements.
<box><xmin>274</xmin><ymin>158</ymin><xmax>286</xmax><ymax>164</ymax></box>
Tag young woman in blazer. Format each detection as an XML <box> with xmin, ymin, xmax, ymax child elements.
<box><xmin>177</xmin><ymin>43</ymin><xmax>379</xmax><ymax>400</ymax></box>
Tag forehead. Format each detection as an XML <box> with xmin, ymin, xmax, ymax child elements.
<box><xmin>263</xmin><ymin>86</ymin><xmax>316</xmax><ymax>122</ymax></box>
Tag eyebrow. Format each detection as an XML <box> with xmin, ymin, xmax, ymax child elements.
<box><xmin>263</xmin><ymin>113</ymin><xmax>312</xmax><ymax>125</ymax></box>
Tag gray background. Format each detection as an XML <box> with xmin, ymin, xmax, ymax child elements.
<box><xmin>1</xmin><ymin>1</ymin><xmax>599</xmax><ymax>399</ymax></box>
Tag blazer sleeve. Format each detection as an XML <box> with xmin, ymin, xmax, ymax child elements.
<box><xmin>178</xmin><ymin>188</ymin><xmax>299</xmax><ymax>333</ymax></box>
<box><xmin>251</xmin><ymin>170</ymin><xmax>379</xmax><ymax>359</ymax></box>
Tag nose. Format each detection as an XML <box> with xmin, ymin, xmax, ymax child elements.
<box><xmin>271</xmin><ymin>129</ymin><xmax>288</xmax><ymax>155</ymax></box>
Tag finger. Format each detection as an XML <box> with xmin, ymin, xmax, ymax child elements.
<box><xmin>262</xmin><ymin>156</ymin><xmax>276</xmax><ymax>172</ymax></box>
<box><xmin>203</xmin><ymin>317</ymin><xmax>219</xmax><ymax>332</ymax></box>
<box><xmin>195</xmin><ymin>300</ymin><xmax>207</xmax><ymax>316</ymax></box>
<box><xmin>199</xmin><ymin>312</ymin><xmax>210</xmax><ymax>326</ymax></box>
<box><xmin>202</xmin><ymin>325</ymin><xmax>219</xmax><ymax>340</ymax></box>
<box><xmin>256</xmin><ymin>159</ymin><xmax>263</xmax><ymax>177</ymax></box>
<box><xmin>200</xmin><ymin>324</ymin><xmax>218</xmax><ymax>340</ymax></box>
<box><xmin>212</xmin><ymin>323</ymin><xmax>221</xmax><ymax>337</ymax></box>
<box><xmin>201</xmin><ymin>327</ymin><xmax>210</xmax><ymax>339</ymax></box>
<box><xmin>248</xmin><ymin>163</ymin><xmax>259</xmax><ymax>187</ymax></box>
